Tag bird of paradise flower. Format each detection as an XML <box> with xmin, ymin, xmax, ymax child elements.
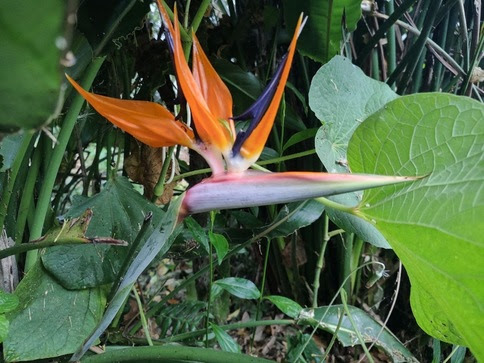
<box><xmin>66</xmin><ymin>1</ymin><xmax>416</xmax><ymax>220</ymax></box>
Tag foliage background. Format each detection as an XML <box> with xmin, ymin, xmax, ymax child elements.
<box><xmin>0</xmin><ymin>0</ymin><xmax>482</xmax><ymax>362</ymax></box>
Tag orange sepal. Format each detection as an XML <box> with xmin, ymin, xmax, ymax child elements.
<box><xmin>156</xmin><ymin>1</ymin><xmax>233</xmax><ymax>151</ymax></box>
<box><xmin>192</xmin><ymin>32</ymin><xmax>235</xmax><ymax>136</ymax></box>
<box><xmin>66</xmin><ymin>74</ymin><xmax>195</xmax><ymax>148</ymax></box>
<box><xmin>239</xmin><ymin>14</ymin><xmax>304</xmax><ymax>160</ymax></box>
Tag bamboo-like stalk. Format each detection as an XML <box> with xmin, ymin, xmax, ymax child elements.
<box><xmin>25</xmin><ymin>57</ymin><xmax>105</xmax><ymax>271</ymax></box>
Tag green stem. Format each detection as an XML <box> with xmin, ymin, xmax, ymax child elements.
<box><xmin>358</xmin><ymin>0</ymin><xmax>418</xmax><ymax>65</ymax></box>
<box><xmin>251</xmin><ymin>238</ymin><xmax>271</xmax><ymax>350</ymax></box>
<box><xmin>342</xmin><ymin>233</ymin><xmax>354</xmax><ymax>298</ymax></box>
<box><xmin>385</xmin><ymin>0</ymin><xmax>396</xmax><ymax>79</ymax></box>
<box><xmin>315</xmin><ymin>197</ymin><xmax>356</xmax><ymax>214</ymax></box>
<box><xmin>190</xmin><ymin>0</ymin><xmax>211</xmax><ymax>33</ymax></box>
<box><xmin>0</xmin><ymin>237</ymin><xmax>102</xmax><ymax>260</ymax></box>
<box><xmin>25</xmin><ymin>57</ymin><xmax>105</xmax><ymax>272</ymax></box>
<box><xmin>387</xmin><ymin>0</ymin><xmax>446</xmax><ymax>87</ymax></box>
<box><xmin>14</xmin><ymin>137</ymin><xmax>42</xmax><ymax>244</ymax></box>
<box><xmin>0</xmin><ymin>132</ymin><xmax>34</xmax><ymax>229</ymax></box>
<box><xmin>157</xmin><ymin>319</ymin><xmax>294</xmax><ymax>343</ymax></box>
<box><xmin>321</xmin><ymin>306</ymin><xmax>344</xmax><ymax>361</ymax></box>
<box><xmin>205</xmin><ymin>211</ymin><xmax>215</xmax><ymax>347</ymax></box>
<box><xmin>82</xmin><ymin>346</ymin><xmax>273</xmax><ymax>363</ymax></box>
<box><xmin>132</xmin><ymin>286</ymin><xmax>153</xmax><ymax>346</ymax></box>
<box><xmin>312</xmin><ymin>213</ymin><xmax>330</xmax><ymax>308</ymax></box>
<box><xmin>340</xmin><ymin>289</ymin><xmax>374</xmax><ymax>363</ymax></box>
<box><xmin>152</xmin><ymin>146</ymin><xmax>175</xmax><ymax>202</ymax></box>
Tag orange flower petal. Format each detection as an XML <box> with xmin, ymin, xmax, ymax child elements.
<box><xmin>157</xmin><ymin>1</ymin><xmax>233</xmax><ymax>151</ymax></box>
<box><xmin>238</xmin><ymin>14</ymin><xmax>304</xmax><ymax>161</ymax></box>
<box><xmin>192</xmin><ymin>32</ymin><xmax>235</xmax><ymax>136</ymax></box>
<box><xmin>66</xmin><ymin>74</ymin><xmax>194</xmax><ymax>148</ymax></box>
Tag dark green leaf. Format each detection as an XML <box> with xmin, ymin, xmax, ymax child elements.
<box><xmin>298</xmin><ymin>305</ymin><xmax>418</xmax><ymax>363</ymax></box>
<box><xmin>348</xmin><ymin>93</ymin><xmax>484</xmax><ymax>359</ymax></box>
<box><xmin>284</xmin><ymin>2</ymin><xmax>362</xmax><ymax>63</ymax></box>
<box><xmin>0</xmin><ymin>315</ymin><xmax>9</xmax><ymax>343</ymax></box>
<box><xmin>266</xmin><ymin>295</ymin><xmax>302</xmax><ymax>319</ymax></box>
<box><xmin>210</xmin><ymin>323</ymin><xmax>241</xmax><ymax>353</ymax></box>
<box><xmin>71</xmin><ymin>195</ymin><xmax>183</xmax><ymax>361</ymax></box>
<box><xmin>3</xmin><ymin>262</ymin><xmax>105</xmax><ymax>361</ymax></box>
<box><xmin>0</xmin><ymin>0</ymin><xmax>63</xmax><ymax>130</ymax></box>
<box><xmin>265</xmin><ymin>200</ymin><xmax>324</xmax><ymax>239</ymax></box>
<box><xmin>76</xmin><ymin>0</ymin><xmax>150</xmax><ymax>56</ymax></box>
<box><xmin>0</xmin><ymin>134</ymin><xmax>26</xmax><ymax>172</ymax></box>
<box><xmin>209</xmin><ymin>232</ymin><xmax>229</xmax><ymax>265</ymax></box>
<box><xmin>214</xmin><ymin>278</ymin><xmax>260</xmax><ymax>300</ymax></box>
<box><xmin>41</xmin><ymin>176</ymin><xmax>163</xmax><ymax>289</ymax></box>
<box><xmin>283</xmin><ymin>128</ymin><xmax>318</xmax><ymax>151</ymax></box>
<box><xmin>0</xmin><ymin>290</ymin><xmax>19</xmax><ymax>314</ymax></box>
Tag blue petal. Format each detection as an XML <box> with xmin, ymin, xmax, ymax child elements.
<box><xmin>231</xmin><ymin>53</ymin><xmax>288</xmax><ymax>156</ymax></box>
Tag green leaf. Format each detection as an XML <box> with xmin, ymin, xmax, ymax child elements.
<box><xmin>298</xmin><ymin>305</ymin><xmax>418</xmax><ymax>363</ymax></box>
<box><xmin>0</xmin><ymin>0</ymin><xmax>63</xmax><ymax>130</ymax></box>
<box><xmin>347</xmin><ymin>93</ymin><xmax>484</xmax><ymax>359</ymax></box>
<box><xmin>310</xmin><ymin>55</ymin><xmax>397</xmax><ymax>173</ymax></box>
<box><xmin>209</xmin><ymin>232</ymin><xmax>229</xmax><ymax>265</ymax></box>
<box><xmin>0</xmin><ymin>290</ymin><xmax>19</xmax><ymax>314</ymax></box>
<box><xmin>310</xmin><ymin>56</ymin><xmax>398</xmax><ymax>248</ymax></box>
<box><xmin>0</xmin><ymin>315</ymin><xmax>9</xmax><ymax>343</ymax></box>
<box><xmin>0</xmin><ymin>134</ymin><xmax>27</xmax><ymax>172</ymax></box>
<box><xmin>284</xmin><ymin>2</ymin><xmax>361</xmax><ymax>63</ymax></box>
<box><xmin>265</xmin><ymin>295</ymin><xmax>303</xmax><ymax>319</ymax></box>
<box><xmin>184</xmin><ymin>217</ymin><xmax>209</xmax><ymax>254</ymax></box>
<box><xmin>71</xmin><ymin>195</ymin><xmax>183</xmax><ymax>361</ymax></box>
<box><xmin>214</xmin><ymin>278</ymin><xmax>260</xmax><ymax>300</ymax></box>
<box><xmin>266</xmin><ymin>200</ymin><xmax>324</xmax><ymax>239</ymax></box>
<box><xmin>324</xmin><ymin>193</ymin><xmax>391</xmax><ymax>249</ymax></box>
<box><xmin>76</xmin><ymin>0</ymin><xmax>151</xmax><ymax>55</ymax></box>
<box><xmin>210</xmin><ymin>323</ymin><xmax>241</xmax><ymax>353</ymax></box>
<box><xmin>41</xmin><ymin>176</ymin><xmax>163</xmax><ymax>289</ymax></box>
<box><xmin>3</xmin><ymin>261</ymin><xmax>105</xmax><ymax>361</ymax></box>
<box><xmin>283</xmin><ymin>127</ymin><xmax>318</xmax><ymax>151</ymax></box>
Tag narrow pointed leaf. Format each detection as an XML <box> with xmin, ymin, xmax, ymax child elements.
<box><xmin>70</xmin><ymin>195</ymin><xmax>183</xmax><ymax>361</ymax></box>
<box><xmin>66</xmin><ymin>75</ymin><xmax>194</xmax><ymax>147</ymax></box>
<box><xmin>182</xmin><ymin>171</ymin><xmax>417</xmax><ymax>215</ymax></box>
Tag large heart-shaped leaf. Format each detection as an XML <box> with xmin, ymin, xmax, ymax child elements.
<box><xmin>348</xmin><ymin>93</ymin><xmax>484</xmax><ymax>360</ymax></box>
<box><xmin>283</xmin><ymin>2</ymin><xmax>361</xmax><ymax>63</ymax></box>
<box><xmin>41</xmin><ymin>176</ymin><xmax>163</xmax><ymax>289</ymax></box>
<box><xmin>4</xmin><ymin>262</ymin><xmax>105</xmax><ymax>361</ymax></box>
<box><xmin>310</xmin><ymin>56</ymin><xmax>398</xmax><ymax>248</ymax></box>
<box><xmin>0</xmin><ymin>0</ymin><xmax>63</xmax><ymax>131</ymax></box>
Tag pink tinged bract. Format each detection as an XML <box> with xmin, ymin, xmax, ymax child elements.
<box><xmin>180</xmin><ymin>171</ymin><xmax>418</xmax><ymax>217</ymax></box>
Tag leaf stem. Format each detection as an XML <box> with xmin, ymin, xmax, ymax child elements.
<box><xmin>132</xmin><ymin>286</ymin><xmax>153</xmax><ymax>346</ymax></box>
<box><xmin>312</xmin><ymin>213</ymin><xmax>330</xmax><ymax>307</ymax></box>
<box><xmin>340</xmin><ymin>289</ymin><xmax>375</xmax><ymax>363</ymax></box>
<box><xmin>315</xmin><ymin>197</ymin><xmax>356</xmax><ymax>214</ymax></box>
